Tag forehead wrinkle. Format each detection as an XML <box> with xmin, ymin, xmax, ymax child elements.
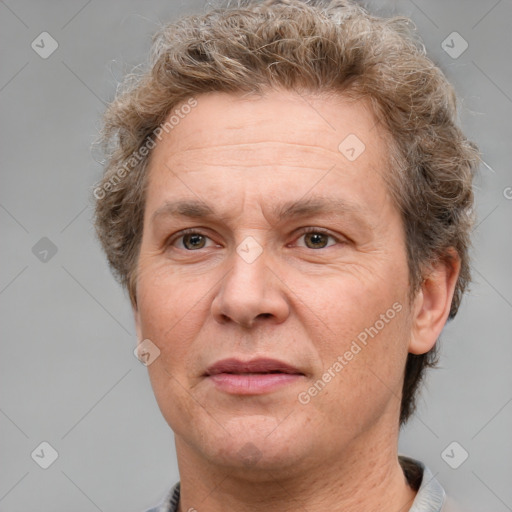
<box><xmin>161</xmin><ymin>141</ymin><xmax>346</xmax><ymax>176</ymax></box>
<box><xmin>165</xmin><ymin>140</ymin><xmax>343</xmax><ymax>168</ymax></box>
<box><xmin>174</xmin><ymin>140</ymin><xmax>338</xmax><ymax>152</ymax></box>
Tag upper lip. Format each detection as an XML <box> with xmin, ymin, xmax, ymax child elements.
<box><xmin>205</xmin><ymin>358</ymin><xmax>304</xmax><ymax>376</ymax></box>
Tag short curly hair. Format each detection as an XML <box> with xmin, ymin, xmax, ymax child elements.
<box><xmin>94</xmin><ymin>0</ymin><xmax>480</xmax><ymax>425</ymax></box>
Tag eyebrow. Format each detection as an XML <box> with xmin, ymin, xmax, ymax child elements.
<box><xmin>152</xmin><ymin>200</ymin><xmax>215</xmax><ymax>220</ymax></box>
<box><xmin>274</xmin><ymin>196</ymin><xmax>365</xmax><ymax>221</ymax></box>
<box><xmin>151</xmin><ymin>196</ymin><xmax>371</xmax><ymax>228</ymax></box>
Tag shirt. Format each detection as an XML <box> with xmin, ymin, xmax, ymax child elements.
<box><xmin>144</xmin><ymin>457</ymin><xmax>446</xmax><ymax>512</ymax></box>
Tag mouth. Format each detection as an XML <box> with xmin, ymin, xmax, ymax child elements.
<box><xmin>204</xmin><ymin>358</ymin><xmax>305</xmax><ymax>395</ymax></box>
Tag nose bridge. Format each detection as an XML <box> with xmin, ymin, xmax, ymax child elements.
<box><xmin>211</xmin><ymin>234</ymin><xmax>289</xmax><ymax>328</ymax></box>
<box><xmin>232</xmin><ymin>234</ymin><xmax>269</xmax><ymax>294</ymax></box>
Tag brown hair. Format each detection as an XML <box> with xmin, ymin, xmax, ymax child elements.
<box><xmin>94</xmin><ymin>0</ymin><xmax>479</xmax><ymax>425</ymax></box>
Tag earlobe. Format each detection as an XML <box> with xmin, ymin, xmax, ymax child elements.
<box><xmin>408</xmin><ymin>251</ymin><xmax>461</xmax><ymax>355</ymax></box>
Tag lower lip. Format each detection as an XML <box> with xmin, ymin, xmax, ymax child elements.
<box><xmin>207</xmin><ymin>373</ymin><xmax>303</xmax><ymax>394</ymax></box>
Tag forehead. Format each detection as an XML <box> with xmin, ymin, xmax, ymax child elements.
<box><xmin>144</xmin><ymin>89</ymin><xmax>393</xmax><ymax>221</ymax></box>
<box><xmin>154</xmin><ymin>89</ymin><xmax>386</xmax><ymax>160</ymax></box>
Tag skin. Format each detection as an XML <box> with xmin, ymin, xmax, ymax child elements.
<box><xmin>134</xmin><ymin>90</ymin><xmax>460</xmax><ymax>511</ymax></box>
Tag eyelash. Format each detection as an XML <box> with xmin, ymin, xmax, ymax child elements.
<box><xmin>168</xmin><ymin>227</ymin><xmax>344</xmax><ymax>250</ymax></box>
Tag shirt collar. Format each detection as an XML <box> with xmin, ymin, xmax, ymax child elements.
<box><xmin>405</xmin><ymin>457</ymin><xmax>446</xmax><ymax>512</ymax></box>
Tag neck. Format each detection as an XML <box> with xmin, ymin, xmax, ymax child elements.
<box><xmin>174</xmin><ymin>421</ymin><xmax>417</xmax><ymax>512</ymax></box>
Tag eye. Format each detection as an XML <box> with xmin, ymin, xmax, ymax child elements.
<box><xmin>170</xmin><ymin>229</ymin><xmax>216</xmax><ymax>250</ymax></box>
<box><xmin>295</xmin><ymin>228</ymin><xmax>341</xmax><ymax>249</ymax></box>
<box><xmin>168</xmin><ymin>227</ymin><xmax>343</xmax><ymax>252</ymax></box>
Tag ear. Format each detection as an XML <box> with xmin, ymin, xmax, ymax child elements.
<box><xmin>131</xmin><ymin>284</ymin><xmax>143</xmax><ymax>342</ymax></box>
<box><xmin>133</xmin><ymin>303</ymin><xmax>142</xmax><ymax>342</ymax></box>
<box><xmin>129</xmin><ymin>277</ymin><xmax>142</xmax><ymax>341</ymax></box>
<box><xmin>408</xmin><ymin>250</ymin><xmax>461</xmax><ymax>355</ymax></box>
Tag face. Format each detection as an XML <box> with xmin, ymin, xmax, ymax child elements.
<box><xmin>134</xmin><ymin>90</ymin><xmax>418</xmax><ymax>475</ymax></box>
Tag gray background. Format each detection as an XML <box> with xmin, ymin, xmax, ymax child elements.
<box><xmin>0</xmin><ymin>0</ymin><xmax>511</xmax><ymax>510</ymax></box>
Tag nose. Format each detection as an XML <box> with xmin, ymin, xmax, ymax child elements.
<box><xmin>211</xmin><ymin>244</ymin><xmax>290</xmax><ymax>329</ymax></box>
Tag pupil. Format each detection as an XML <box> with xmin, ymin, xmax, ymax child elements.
<box><xmin>185</xmin><ymin>234</ymin><xmax>205</xmax><ymax>249</ymax></box>
<box><xmin>306</xmin><ymin>233</ymin><xmax>327</xmax><ymax>248</ymax></box>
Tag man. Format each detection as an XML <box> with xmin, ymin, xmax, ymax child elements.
<box><xmin>94</xmin><ymin>0</ymin><xmax>479</xmax><ymax>510</ymax></box>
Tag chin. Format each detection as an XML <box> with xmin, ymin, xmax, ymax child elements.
<box><xmin>182</xmin><ymin>413</ymin><xmax>316</xmax><ymax>475</ymax></box>
<box><xmin>210</xmin><ymin>441</ymin><xmax>309</xmax><ymax>479</ymax></box>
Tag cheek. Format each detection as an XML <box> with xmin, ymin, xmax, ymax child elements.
<box><xmin>296</xmin><ymin>264</ymin><xmax>408</xmax><ymax>348</ymax></box>
<box><xmin>299</xmin><ymin>275</ymin><xmax>411</xmax><ymax>426</ymax></box>
<box><xmin>136</xmin><ymin>268</ymin><xmax>213</xmax><ymax>398</ymax></box>
<box><xmin>146</xmin><ymin>364</ymin><xmax>205</xmax><ymax>440</ymax></box>
<box><xmin>319</xmin><ymin>283</ymin><xmax>410</xmax><ymax>381</ymax></box>
<box><xmin>136</xmin><ymin>273</ymin><xmax>209</xmax><ymax>431</ymax></box>
<box><xmin>136</xmin><ymin>262</ymin><xmax>206</xmax><ymax>337</ymax></box>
